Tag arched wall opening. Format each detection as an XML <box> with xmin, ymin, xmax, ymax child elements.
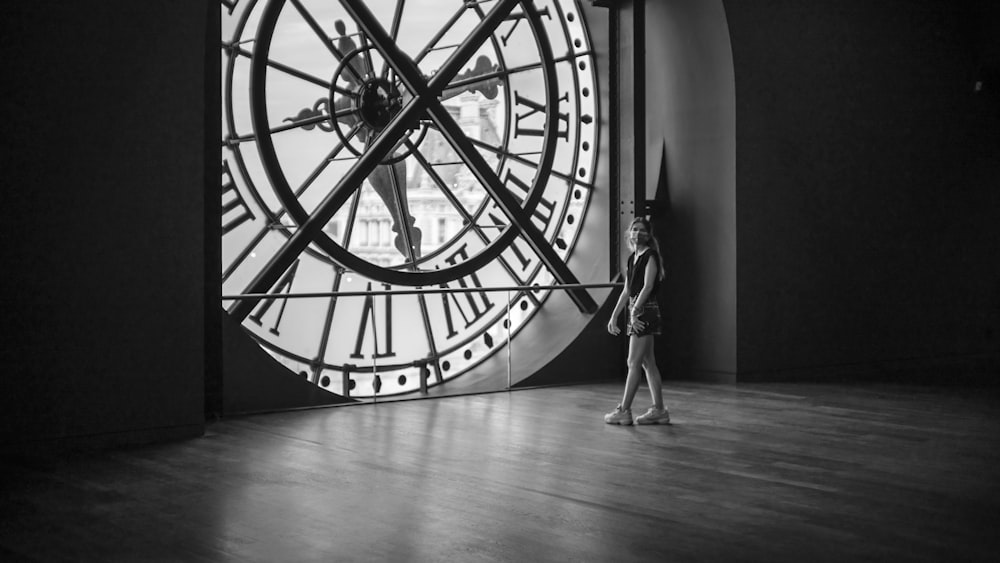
<box><xmin>642</xmin><ymin>1</ymin><xmax>737</xmax><ymax>382</ymax></box>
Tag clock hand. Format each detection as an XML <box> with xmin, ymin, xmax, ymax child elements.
<box><xmin>440</xmin><ymin>55</ymin><xmax>502</xmax><ymax>101</ymax></box>
<box><xmin>367</xmin><ymin>158</ymin><xmax>422</xmax><ymax>261</ymax></box>
<box><xmin>354</xmin><ymin>53</ymin><xmax>497</xmax><ymax>253</ymax></box>
<box><xmin>291</xmin><ymin>53</ymin><xmax>419</xmax><ymax>260</ymax></box>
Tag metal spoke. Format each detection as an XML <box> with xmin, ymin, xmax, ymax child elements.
<box><xmin>405</xmin><ymin>143</ymin><xmax>540</xmax><ymax>287</ymax></box>
<box><xmin>403</xmin><ymin>139</ymin><xmax>480</xmax><ymax>228</ymax></box>
<box><xmin>448</xmin><ymin>53</ymin><xmax>579</xmax><ymax>89</ymax></box>
<box><xmin>224</xmin><ymin>43</ymin><xmax>334</xmax><ymax>91</ymax></box>
<box><xmin>224</xmin><ymin>122</ymin><xmax>365</xmax><ymax>284</ymax></box>
<box><xmin>340</xmin><ymin>181</ymin><xmax>364</xmax><ymax>250</ymax></box>
<box><xmin>222</xmin><ymin>224</ymin><xmax>269</xmax><ymax>284</ymax></box>
<box><xmin>425</xmin><ymin>123</ymin><xmax>595</xmax><ymax>190</ymax></box>
<box><xmin>290</xmin><ymin>121</ymin><xmax>365</xmax><ymax>204</ymax></box>
<box><xmin>426</xmin><ymin>100</ymin><xmax>596</xmax><ymax>313</ymax></box>
<box><xmin>413</xmin><ymin>5</ymin><xmax>468</xmax><ymax>65</ymax></box>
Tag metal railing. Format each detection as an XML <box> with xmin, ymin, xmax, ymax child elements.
<box><xmin>222</xmin><ymin>282</ymin><xmax>622</xmax><ymax>401</ymax></box>
<box><xmin>222</xmin><ymin>282</ymin><xmax>621</xmax><ymax>301</ymax></box>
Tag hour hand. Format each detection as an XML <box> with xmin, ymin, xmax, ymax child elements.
<box><xmin>368</xmin><ymin>159</ymin><xmax>422</xmax><ymax>260</ymax></box>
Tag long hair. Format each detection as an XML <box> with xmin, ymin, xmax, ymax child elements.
<box><xmin>627</xmin><ymin>217</ymin><xmax>665</xmax><ymax>282</ymax></box>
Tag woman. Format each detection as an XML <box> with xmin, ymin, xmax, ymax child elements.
<box><xmin>604</xmin><ymin>217</ymin><xmax>670</xmax><ymax>425</ymax></box>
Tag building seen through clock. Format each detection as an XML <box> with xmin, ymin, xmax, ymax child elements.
<box><xmin>324</xmin><ymin>92</ymin><xmax>501</xmax><ymax>266</ymax></box>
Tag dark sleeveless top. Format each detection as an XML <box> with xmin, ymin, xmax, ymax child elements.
<box><xmin>627</xmin><ymin>250</ymin><xmax>661</xmax><ymax>299</ymax></box>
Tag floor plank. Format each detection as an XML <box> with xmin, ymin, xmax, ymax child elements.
<box><xmin>2</xmin><ymin>382</ymin><xmax>999</xmax><ymax>562</ymax></box>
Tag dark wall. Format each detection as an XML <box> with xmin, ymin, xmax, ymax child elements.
<box><xmin>725</xmin><ymin>0</ymin><xmax>1000</xmax><ymax>380</ymax></box>
<box><xmin>0</xmin><ymin>3</ymin><xmax>210</xmax><ymax>448</ymax></box>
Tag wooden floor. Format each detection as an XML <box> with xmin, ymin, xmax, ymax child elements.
<box><xmin>2</xmin><ymin>382</ymin><xmax>999</xmax><ymax>562</ymax></box>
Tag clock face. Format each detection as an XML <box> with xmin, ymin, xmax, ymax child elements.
<box><xmin>221</xmin><ymin>0</ymin><xmax>601</xmax><ymax>399</ymax></box>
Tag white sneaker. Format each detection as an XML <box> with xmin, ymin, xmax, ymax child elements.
<box><xmin>635</xmin><ymin>406</ymin><xmax>670</xmax><ymax>425</ymax></box>
<box><xmin>604</xmin><ymin>404</ymin><xmax>633</xmax><ymax>425</ymax></box>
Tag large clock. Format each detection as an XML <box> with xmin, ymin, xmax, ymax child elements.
<box><xmin>221</xmin><ymin>0</ymin><xmax>602</xmax><ymax>399</ymax></box>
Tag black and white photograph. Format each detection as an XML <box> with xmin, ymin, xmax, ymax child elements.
<box><xmin>1</xmin><ymin>1</ymin><xmax>998</xmax><ymax>561</ymax></box>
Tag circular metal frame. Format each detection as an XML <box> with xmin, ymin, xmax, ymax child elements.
<box><xmin>249</xmin><ymin>0</ymin><xmax>561</xmax><ymax>286</ymax></box>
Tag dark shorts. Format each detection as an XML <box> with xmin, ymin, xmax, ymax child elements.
<box><xmin>626</xmin><ymin>297</ymin><xmax>661</xmax><ymax>337</ymax></box>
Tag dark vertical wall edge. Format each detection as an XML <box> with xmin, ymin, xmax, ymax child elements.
<box><xmin>608</xmin><ymin>5</ymin><xmax>621</xmax><ymax>274</ymax></box>
<box><xmin>632</xmin><ymin>0</ymin><xmax>646</xmax><ymax>214</ymax></box>
<box><xmin>0</xmin><ymin>2</ymin><xmax>207</xmax><ymax>450</ymax></box>
<box><xmin>643</xmin><ymin>1</ymin><xmax>738</xmax><ymax>382</ymax></box>
<box><xmin>205</xmin><ymin>0</ymin><xmax>224</xmax><ymax>418</ymax></box>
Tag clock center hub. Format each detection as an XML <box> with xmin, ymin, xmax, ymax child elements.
<box><xmin>356</xmin><ymin>78</ymin><xmax>402</xmax><ymax>131</ymax></box>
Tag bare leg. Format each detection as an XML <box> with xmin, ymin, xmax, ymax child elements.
<box><xmin>620</xmin><ymin>335</ymin><xmax>653</xmax><ymax>409</ymax></box>
<box><xmin>642</xmin><ymin>343</ymin><xmax>664</xmax><ymax>410</ymax></box>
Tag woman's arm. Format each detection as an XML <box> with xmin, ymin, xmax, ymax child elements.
<box><xmin>607</xmin><ymin>285</ymin><xmax>630</xmax><ymax>335</ymax></box>
<box><xmin>610</xmin><ymin>285</ymin><xmax>629</xmax><ymax>319</ymax></box>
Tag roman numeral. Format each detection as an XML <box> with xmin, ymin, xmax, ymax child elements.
<box><xmin>502</xmin><ymin>169</ymin><xmax>556</xmax><ymax>229</ymax></box>
<box><xmin>222</xmin><ymin>160</ymin><xmax>255</xmax><ymax>235</ymax></box>
<box><xmin>439</xmin><ymin>245</ymin><xmax>495</xmax><ymax>338</ymax></box>
<box><xmin>351</xmin><ymin>283</ymin><xmax>396</xmax><ymax>359</ymax></box>
<box><xmin>248</xmin><ymin>259</ymin><xmax>300</xmax><ymax>335</ymax></box>
<box><xmin>513</xmin><ymin>91</ymin><xmax>569</xmax><ymax>140</ymax></box>
<box><xmin>486</xmin><ymin>210</ymin><xmax>532</xmax><ymax>273</ymax></box>
<box><xmin>499</xmin><ymin>6</ymin><xmax>551</xmax><ymax>46</ymax></box>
